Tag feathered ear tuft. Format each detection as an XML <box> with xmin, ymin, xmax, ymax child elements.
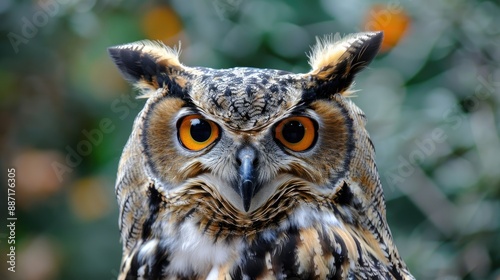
<box><xmin>108</xmin><ymin>41</ymin><xmax>188</xmax><ymax>98</ymax></box>
<box><xmin>305</xmin><ymin>32</ymin><xmax>383</xmax><ymax>99</ymax></box>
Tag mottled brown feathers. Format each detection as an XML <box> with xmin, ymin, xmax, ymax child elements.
<box><xmin>109</xmin><ymin>31</ymin><xmax>414</xmax><ymax>280</ymax></box>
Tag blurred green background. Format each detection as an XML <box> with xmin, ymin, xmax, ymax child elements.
<box><xmin>1</xmin><ymin>0</ymin><xmax>499</xmax><ymax>279</ymax></box>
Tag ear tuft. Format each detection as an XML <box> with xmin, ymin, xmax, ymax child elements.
<box><xmin>306</xmin><ymin>32</ymin><xmax>383</xmax><ymax>98</ymax></box>
<box><xmin>307</xmin><ymin>32</ymin><xmax>344</xmax><ymax>71</ymax></box>
<box><xmin>108</xmin><ymin>41</ymin><xmax>184</xmax><ymax>97</ymax></box>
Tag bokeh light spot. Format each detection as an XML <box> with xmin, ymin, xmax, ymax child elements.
<box><xmin>142</xmin><ymin>6</ymin><xmax>183</xmax><ymax>41</ymax></box>
<box><xmin>363</xmin><ymin>4</ymin><xmax>411</xmax><ymax>52</ymax></box>
<box><xmin>69</xmin><ymin>177</ymin><xmax>111</xmax><ymax>221</ymax></box>
<box><xmin>13</xmin><ymin>149</ymin><xmax>64</xmax><ymax>208</ymax></box>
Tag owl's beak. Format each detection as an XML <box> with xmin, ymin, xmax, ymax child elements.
<box><xmin>236</xmin><ymin>146</ymin><xmax>259</xmax><ymax>212</ymax></box>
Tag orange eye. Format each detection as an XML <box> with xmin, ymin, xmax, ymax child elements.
<box><xmin>274</xmin><ymin>116</ymin><xmax>317</xmax><ymax>152</ymax></box>
<box><xmin>178</xmin><ymin>115</ymin><xmax>220</xmax><ymax>151</ymax></box>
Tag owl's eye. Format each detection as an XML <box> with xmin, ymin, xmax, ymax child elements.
<box><xmin>274</xmin><ymin>116</ymin><xmax>317</xmax><ymax>152</ymax></box>
<box><xmin>178</xmin><ymin>115</ymin><xmax>220</xmax><ymax>151</ymax></box>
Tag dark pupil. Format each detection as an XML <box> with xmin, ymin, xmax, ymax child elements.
<box><xmin>282</xmin><ymin>120</ymin><xmax>305</xmax><ymax>143</ymax></box>
<box><xmin>190</xmin><ymin>119</ymin><xmax>212</xmax><ymax>142</ymax></box>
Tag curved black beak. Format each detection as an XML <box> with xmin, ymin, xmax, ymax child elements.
<box><xmin>236</xmin><ymin>146</ymin><xmax>259</xmax><ymax>212</ymax></box>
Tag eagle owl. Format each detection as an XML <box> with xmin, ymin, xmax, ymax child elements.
<box><xmin>109</xmin><ymin>31</ymin><xmax>414</xmax><ymax>280</ymax></box>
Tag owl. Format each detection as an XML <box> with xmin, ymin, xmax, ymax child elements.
<box><xmin>108</xmin><ymin>31</ymin><xmax>414</xmax><ymax>280</ymax></box>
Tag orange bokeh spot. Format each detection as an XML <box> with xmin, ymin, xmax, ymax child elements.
<box><xmin>142</xmin><ymin>6</ymin><xmax>183</xmax><ymax>41</ymax></box>
<box><xmin>363</xmin><ymin>4</ymin><xmax>411</xmax><ymax>52</ymax></box>
<box><xmin>13</xmin><ymin>149</ymin><xmax>64</xmax><ymax>208</ymax></box>
<box><xmin>69</xmin><ymin>177</ymin><xmax>112</xmax><ymax>221</ymax></box>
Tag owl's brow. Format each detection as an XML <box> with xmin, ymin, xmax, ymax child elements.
<box><xmin>287</xmin><ymin>101</ymin><xmax>312</xmax><ymax>115</ymax></box>
<box><xmin>179</xmin><ymin>97</ymin><xmax>198</xmax><ymax>110</ymax></box>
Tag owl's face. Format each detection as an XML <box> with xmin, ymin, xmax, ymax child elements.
<box><xmin>140</xmin><ymin>68</ymin><xmax>359</xmax><ymax>214</ymax></box>
<box><xmin>110</xmin><ymin>33</ymin><xmax>380</xmax><ymax>214</ymax></box>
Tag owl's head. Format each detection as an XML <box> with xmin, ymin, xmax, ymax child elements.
<box><xmin>109</xmin><ymin>32</ymin><xmax>383</xmax><ymax>217</ymax></box>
